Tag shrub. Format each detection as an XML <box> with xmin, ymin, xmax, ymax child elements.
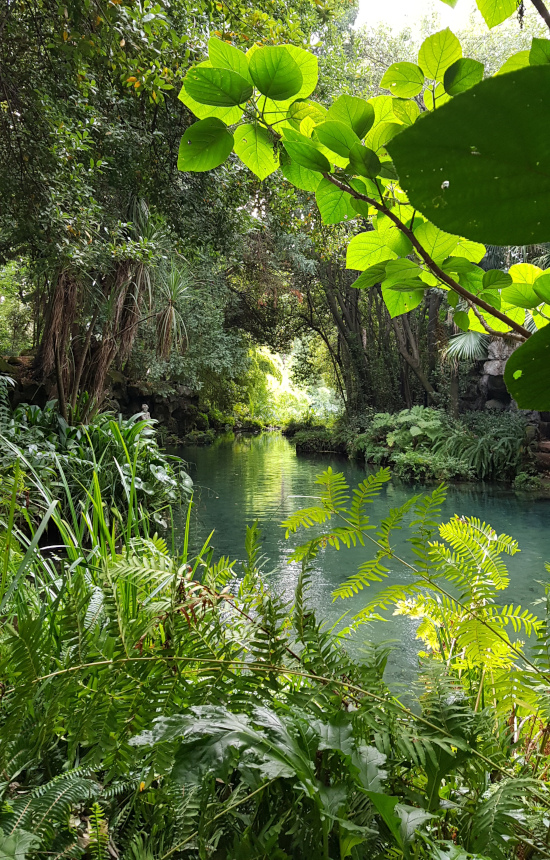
<box><xmin>513</xmin><ymin>471</ymin><xmax>543</xmax><ymax>491</ymax></box>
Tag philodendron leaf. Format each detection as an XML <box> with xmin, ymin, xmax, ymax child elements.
<box><xmin>327</xmin><ymin>94</ymin><xmax>375</xmax><ymax>138</ymax></box>
<box><xmin>208</xmin><ymin>37</ymin><xmax>251</xmax><ymax>82</ymax></box>
<box><xmin>315</xmin><ymin>121</ymin><xmax>359</xmax><ymax>158</ymax></box>
<box><xmin>444</xmin><ymin>57</ymin><xmax>484</xmax><ymax>94</ymax></box>
<box><xmin>234</xmin><ymin>124</ymin><xmax>278</xmax><ymax>180</ymax></box>
<box><xmin>315</xmin><ymin>178</ymin><xmax>356</xmax><ymax>224</ymax></box>
<box><xmin>349</xmin><ymin>143</ymin><xmax>381</xmax><ymax>178</ymax></box>
<box><xmin>477</xmin><ymin>0</ymin><xmax>517</xmax><ymax>28</ymax></box>
<box><xmin>418</xmin><ymin>28</ymin><xmax>462</xmax><ymax>81</ymax></box>
<box><xmin>183</xmin><ymin>66</ymin><xmax>253</xmax><ymax>106</ymax></box>
<box><xmin>178</xmin><ymin>118</ymin><xmax>234</xmax><ymax>172</ymax></box>
<box><xmin>388</xmin><ymin>65</ymin><xmax>550</xmax><ymax>245</ymax></box>
<box><xmin>249</xmin><ymin>45</ymin><xmax>303</xmax><ymax>101</ymax></box>
<box><xmin>381</xmin><ymin>62</ymin><xmax>425</xmax><ymax>98</ymax></box>
<box><xmin>504</xmin><ymin>324</ymin><xmax>550</xmax><ymax>409</ymax></box>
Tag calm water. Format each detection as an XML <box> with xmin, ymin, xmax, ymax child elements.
<box><xmin>179</xmin><ymin>432</ymin><xmax>550</xmax><ymax>690</ymax></box>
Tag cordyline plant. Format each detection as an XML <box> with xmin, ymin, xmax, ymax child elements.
<box><xmin>177</xmin><ymin>5</ymin><xmax>550</xmax><ymax>412</ymax></box>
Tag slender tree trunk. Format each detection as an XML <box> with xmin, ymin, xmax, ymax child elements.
<box><xmin>54</xmin><ymin>337</ymin><xmax>68</xmax><ymax>422</ymax></box>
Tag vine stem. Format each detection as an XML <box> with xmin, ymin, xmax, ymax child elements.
<box><xmin>323</xmin><ymin>172</ymin><xmax>531</xmax><ymax>340</ymax></box>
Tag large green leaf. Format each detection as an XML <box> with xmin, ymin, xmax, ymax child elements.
<box><xmin>443</xmin><ymin>58</ymin><xmax>484</xmax><ymax>94</ymax></box>
<box><xmin>287</xmin><ymin>99</ymin><xmax>327</xmax><ymax>130</ymax></box>
<box><xmin>414</xmin><ymin>221</ymin><xmax>459</xmax><ymax>262</ymax></box>
<box><xmin>284</xmin><ymin>44</ymin><xmax>318</xmax><ymax>100</ymax></box>
<box><xmin>392</xmin><ymin>98</ymin><xmax>420</xmax><ymax>126</ymax></box>
<box><xmin>346</xmin><ymin>231</ymin><xmax>398</xmax><ymax>270</ymax></box>
<box><xmin>504</xmin><ymin>324</ymin><xmax>550</xmax><ymax>409</ymax></box>
<box><xmin>177</xmin><ymin>118</ymin><xmax>234</xmax><ymax>172</ymax></box>
<box><xmin>534</xmin><ymin>271</ymin><xmax>550</xmax><ymax>303</ymax></box>
<box><xmin>366</xmin><ymin>121</ymin><xmax>402</xmax><ymax>153</ymax></box>
<box><xmin>280</xmin><ymin>151</ymin><xmax>321</xmax><ymax>191</ymax></box>
<box><xmin>249</xmin><ymin>46</ymin><xmax>303</xmax><ymax>101</ymax></box>
<box><xmin>282</xmin><ymin>130</ymin><xmax>330</xmax><ymax>173</ymax></box>
<box><xmin>326</xmin><ymin>94</ymin><xmax>375</xmax><ymax>138</ymax></box>
<box><xmin>208</xmin><ymin>37</ymin><xmax>251</xmax><ymax>82</ymax></box>
<box><xmin>0</xmin><ymin>830</ymin><xmax>40</xmax><ymax>860</ymax></box>
<box><xmin>387</xmin><ymin>66</ymin><xmax>550</xmax><ymax>245</ymax></box>
<box><xmin>377</xmin><ymin>215</ymin><xmax>413</xmax><ymax>255</ymax></box>
<box><xmin>233</xmin><ymin>124</ymin><xmax>278</xmax><ymax>180</ymax></box>
<box><xmin>314</xmin><ymin>121</ymin><xmax>359</xmax><ymax>158</ymax></box>
<box><xmin>418</xmin><ymin>28</ymin><xmax>462</xmax><ymax>81</ymax></box>
<box><xmin>316</xmin><ymin>178</ymin><xmax>356</xmax><ymax>224</ymax></box>
<box><xmin>351</xmin><ymin>263</ymin><xmax>388</xmax><ymax>288</ymax></box>
<box><xmin>381</xmin><ymin>62</ymin><xmax>425</xmax><ymax>98</ymax></box>
<box><xmin>530</xmin><ymin>37</ymin><xmax>550</xmax><ymax>65</ymax></box>
<box><xmin>477</xmin><ymin>0</ymin><xmax>517</xmax><ymax>27</ymax></box>
<box><xmin>382</xmin><ymin>286</ymin><xmax>425</xmax><ymax>319</ymax></box>
<box><xmin>183</xmin><ymin>66</ymin><xmax>252</xmax><ymax>107</ymax></box>
<box><xmin>497</xmin><ymin>50</ymin><xmax>530</xmax><ymax>75</ymax></box>
<box><xmin>178</xmin><ymin>62</ymin><xmax>243</xmax><ymax>124</ymax></box>
<box><xmin>349</xmin><ymin>143</ymin><xmax>381</xmax><ymax>178</ymax></box>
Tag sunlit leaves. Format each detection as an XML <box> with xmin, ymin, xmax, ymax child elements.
<box><xmin>381</xmin><ymin>62</ymin><xmax>425</xmax><ymax>98</ymax></box>
<box><xmin>316</xmin><ymin>178</ymin><xmax>356</xmax><ymax>224</ymax></box>
<box><xmin>349</xmin><ymin>144</ymin><xmax>381</xmax><ymax>178</ymax></box>
<box><xmin>533</xmin><ymin>272</ymin><xmax>550</xmax><ymax>303</ymax></box>
<box><xmin>392</xmin><ymin>98</ymin><xmax>420</xmax><ymax>126</ymax></box>
<box><xmin>388</xmin><ymin>66</ymin><xmax>550</xmax><ymax>245</ymax></box>
<box><xmin>382</xmin><ymin>284</ymin><xmax>424</xmax><ymax>317</ymax></box>
<box><xmin>314</xmin><ymin>121</ymin><xmax>359</xmax><ymax>158</ymax></box>
<box><xmin>497</xmin><ymin>51</ymin><xmax>530</xmax><ymax>75</ymax></box>
<box><xmin>346</xmin><ymin>232</ymin><xmax>398</xmax><ymax>271</ymax></box>
<box><xmin>178</xmin><ymin>63</ymin><xmax>243</xmax><ymax>124</ymax></box>
<box><xmin>504</xmin><ymin>323</ymin><xmax>550</xmax><ymax>409</ymax></box>
<box><xmin>282</xmin><ymin>130</ymin><xmax>330</xmax><ymax>173</ymax></box>
<box><xmin>483</xmin><ymin>269</ymin><xmax>512</xmax><ymax>290</ymax></box>
<box><xmin>287</xmin><ymin>100</ymin><xmax>326</xmax><ymax>130</ymax></box>
<box><xmin>177</xmin><ymin>118</ymin><xmax>233</xmax><ymax>172</ymax></box>
<box><xmin>233</xmin><ymin>124</ymin><xmax>278</xmax><ymax>180</ymax></box>
<box><xmin>418</xmin><ymin>28</ymin><xmax>462</xmax><ymax>81</ymax></box>
<box><xmin>183</xmin><ymin>66</ymin><xmax>252</xmax><ymax>107</ymax></box>
<box><xmin>326</xmin><ymin>94</ymin><xmax>375</xmax><ymax>138</ymax></box>
<box><xmin>476</xmin><ymin>0</ymin><xmax>517</xmax><ymax>27</ymax></box>
<box><xmin>280</xmin><ymin>151</ymin><xmax>321</xmax><ymax>191</ymax></box>
<box><xmin>208</xmin><ymin>37</ymin><xmax>251</xmax><ymax>82</ymax></box>
<box><xmin>423</xmin><ymin>83</ymin><xmax>451</xmax><ymax>110</ymax></box>
<box><xmin>530</xmin><ymin>37</ymin><xmax>550</xmax><ymax>65</ymax></box>
<box><xmin>249</xmin><ymin>46</ymin><xmax>303</xmax><ymax>101</ymax></box>
<box><xmin>413</xmin><ymin>222</ymin><xmax>458</xmax><ymax>262</ymax></box>
<box><xmin>444</xmin><ymin>58</ymin><xmax>484</xmax><ymax>94</ymax></box>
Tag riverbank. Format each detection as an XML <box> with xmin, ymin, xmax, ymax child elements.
<box><xmin>283</xmin><ymin>406</ymin><xmax>550</xmax><ymax>489</ymax></box>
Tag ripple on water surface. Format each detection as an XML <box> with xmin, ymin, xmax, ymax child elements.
<box><xmin>179</xmin><ymin>432</ymin><xmax>550</xmax><ymax>690</ymax></box>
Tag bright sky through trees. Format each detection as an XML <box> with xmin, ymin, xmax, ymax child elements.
<box><xmin>356</xmin><ymin>0</ymin><xmax>476</xmax><ymax>30</ymax></box>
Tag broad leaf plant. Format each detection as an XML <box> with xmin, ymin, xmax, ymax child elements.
<box><xmin>177</xmin><ymin>14</ymin><xmax>550</xmax><ymax>410</ymax></box>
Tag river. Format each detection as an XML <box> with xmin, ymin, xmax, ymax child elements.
<box><xmin>180</xmin><ymin>432</ymin><xmax>550</xmax><ymax>691</ymax></box>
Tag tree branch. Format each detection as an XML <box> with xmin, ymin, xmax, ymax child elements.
<box><xmin>530</xmin><ymin>0</ymin><xmax>550</xmax><ymax>31</ymax></box>
<box><xmin>323</xmin><ymin>173</ymin><xmax>532</xmax><ymax>340</ymax></box>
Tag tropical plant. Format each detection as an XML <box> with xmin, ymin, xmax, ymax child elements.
<box><xmin>0</xmin><ymin>388</ymin><xmax>191</xmax><ymax>527</ymax></box>
<box><xmin>2</xmin><ymin>465</ymin><xmax>550</xmax><ymax>858</ymax></box>
<box><xmin>176</xmin><ymin>17</ymin><xmax>550</xmax><ymax>412</ymax></box>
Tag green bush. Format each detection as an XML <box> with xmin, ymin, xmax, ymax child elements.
<box><xmin>293</xmin><ymin>428</ymin><xmax>346</xmax><ymax>454</ymax></box>
<box><xmin>0</xmin><ymin>381</ymin><xmax>191</xmax><ymax>526</ymax></box>
<box><xmin>390</xmin><ymin>450</ymin><xmax>473</xmax><ymax>482</ymax></box>
<box><xmin>513</xmin><ymin>470</ymin><xmax>543</xmax><ymax>491</ymax></box>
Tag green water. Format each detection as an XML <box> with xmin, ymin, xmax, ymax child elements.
<box><xmin>180</xmin><ymin>432</ymin><xmax>550</xmax><ymax>690</ymax></box>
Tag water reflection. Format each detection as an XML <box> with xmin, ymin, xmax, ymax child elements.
<box><xmin>180</xmin><ymin>432</ymin><xmax>550</xmax><ymax>688</ymax></box>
